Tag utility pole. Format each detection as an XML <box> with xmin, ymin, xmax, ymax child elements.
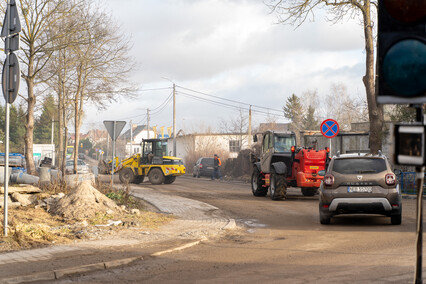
<box><xmin>248</xmin><ymin>105</ymin><xmax>252</xmax><ymax>148</ymax></box>
<box><xmin>173</xmin><ymin>83</ymin><xmax>176</xmax><ymax>156</ymax></box>
<box><xmin>51</xmin><ymin>117</ymin><xmax>54</xmax><ymax>145</ymax></box>
<box><xmin>147</xmin><ymin>109</ymin><xmax>150</xmax><ymax>139</ymax></box>
<box><xmin>130</xmin><ymin>120</ymin><xmax>133</xmax><ymax>155</ymax></box>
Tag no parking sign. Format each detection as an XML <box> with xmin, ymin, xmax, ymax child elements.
<box><xmin>321</xmin><ymin>119</ymin><xmax>339</xmax><ymax>138</ymax></box>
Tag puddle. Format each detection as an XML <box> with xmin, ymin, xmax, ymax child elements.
<box><xmin>236</xmin><ymin>219</ymin><xmax>268</xmax><ymax>233</ymax></box>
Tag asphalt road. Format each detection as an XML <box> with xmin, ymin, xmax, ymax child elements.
<box><xmin>56</xmin><ymin>175</ymin><xmax>422</xmax><ymax>283</ymax></box>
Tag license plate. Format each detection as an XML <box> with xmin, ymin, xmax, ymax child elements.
<box><xmin>310</xmin><ymin>166</ymin><xmax>319</xmax><ymax>169</ymax></box>
<box><xmin>207</xmin><ymin>167</ymin><xmax>213</xmax><ymax>170</ymax></box>
<box><xmin>348</xmin><ymin>186</ymin><xmax>373</xmax><ymax>193</ymax></box>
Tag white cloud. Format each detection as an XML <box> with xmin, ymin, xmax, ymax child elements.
<box><xmin>83</xmin><ymin>0</ymin><xmax>369</xmax><ymax>133</ymax></box>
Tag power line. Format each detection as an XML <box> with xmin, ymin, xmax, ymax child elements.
<box><xmin>176</xmin><ymin>85</ymin><xmax>283</xmax><ymax>114</ymax></box>
<box><xmin>138</xmin><ymin>87</ymin><xmax>173</xmax><ymax>92</ymax></box>
<box><xmin>150</xmin><ymin>92</ymin><xmax>173</xmax><ymax>115</ymax></box>
<box><xmin>177</xmin><ymin>90</ymin><xmax>284</xmax><ymax>119</ymax></box>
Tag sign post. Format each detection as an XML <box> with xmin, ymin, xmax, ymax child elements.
<box><xmin>320</xmin><ymin>119</ymin><xmax>339</xmax><ymax>155</ymax></box>
<box><xmin>103</xmin><ymin>121</ymin><xmax>126</xmax><ymax>186</ymax></box>
<box><xmin>1</xmin><ymin>0</ymin><xmax>21</xmax><ymax>237</ymax></box>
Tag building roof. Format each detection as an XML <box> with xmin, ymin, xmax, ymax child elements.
<box><xmin>121</xmin><ymin>125</ymin><xmax>150</xmax><ymax>139</ymax></box>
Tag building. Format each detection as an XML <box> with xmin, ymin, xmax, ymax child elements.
<box><xmin>122</xmin><ymin>125</ymin><xmax>155</xmax><ymax>156</ymax></box>
<box><xmin>170</xmin><ymin>132</ymin><xmax>250</xmax><ymax>161</ymax></box>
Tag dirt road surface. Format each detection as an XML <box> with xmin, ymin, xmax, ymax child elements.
<box><xmin>35</xmin><ymin>175</ymin><xmax>423</xmax><ymax>284</ymax></box>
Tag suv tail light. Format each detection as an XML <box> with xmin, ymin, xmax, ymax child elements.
<box><xmin>385</xmin><ymin>173</ymin><xmax>396</xmax><ymax>185</ymax></box>
<box><xmin>324</xmin><ymin>174</ymin><xmax>334</xmax><ymax>186</ymax></box>
<box><xmin>199</xmin><ymin>164</ymin><xmax>203</xmax><ymax>169</ymax></box>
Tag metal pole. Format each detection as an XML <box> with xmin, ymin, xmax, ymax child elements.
<box><xmin>147</xmin><ymin>109</ymin><xmax>150</xmax><ymax>139</ymax></box>
<box><xmin>130</xmin><ymin>120</ymin><xmax>133</xmax><ymax>155</ymax></box>
<box><xmin>415</xmin><ymin>166</ymin><xmax>424</xmax><ymax>284</ymax></box>
<box><xmin>51</xmin><ymin>117</ymin><xmax>54</xmax><ymax>144</ymax></box>
<box><xmin>173</xmin><ymin>83</ymin><xmax>176</xmax><ymax>156</ymax></box>
<box><xmin>415</xmin><ymin>106</ymin><xmax>424</xmax><ymax>284</ymax></box>
<box><xmin>3</xmin><ymin>0</ymin><xmax>11</xmax><ymax>237</ymax></box>
<box><xmin>111</xmin><ymin>121</ymin><xmax>115</xmax><ymax>186</ymax></box>
<box><xmin>248</xmin><ymin>105</ymin><xmax>252</xmax><ymax>148</ymax></box>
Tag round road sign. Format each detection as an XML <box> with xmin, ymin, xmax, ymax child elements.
<box><xmin>321</xmin><ymin>119</ymin><xmax>339</xmax><ymax>138</ymax></box>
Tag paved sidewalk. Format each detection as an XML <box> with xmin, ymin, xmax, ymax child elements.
<box><xmin>0</xmin><ymin>185</ymin><xmax>236</xmax><ymax>284</ymax></box>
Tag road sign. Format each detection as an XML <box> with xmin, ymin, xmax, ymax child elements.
<box><xmin>0</xmin><ymin>0</ymin><xmax>22</xmax><ymax>37</ymax></box>
<box><xmin>103</xmin><ymin>120</ymin><xmax>126</xmax><ymax>141</ymax></box>
<box><xmin>2</xmin><ymin>53</ymin><xmax>20</xmax><ymax>104</ymax></box>
<box><xmin>321</xmin><ymin>119</ymin><xmax>339</xmax><ymax>138</ymax></box>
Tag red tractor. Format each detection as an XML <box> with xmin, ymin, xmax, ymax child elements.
<box><xmin>251</xmin><ymin>131</ymin><xmax>330</xmax><ymax>200</ymax></box>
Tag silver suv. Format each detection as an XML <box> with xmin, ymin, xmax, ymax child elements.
<box><xmin>319</xmin><ymin>152</ymin><xmax>401</xmax><ymax>225</ymax></box>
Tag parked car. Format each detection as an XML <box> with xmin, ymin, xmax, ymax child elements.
<box><xmin>193</xmin><ymin>157</ymin><xmax>214</xmax><ymax>178</ymax></box>
<box><xmin>319</xmin><ymin>152</ymin><xmax>401</xmax><ymax>225</ymax></box>
<box><xmin>65</xmin><ymin>159</ymin><xmax>90</xmax><ymax>174</ymax></box>
<box><xmin>78</xmin><ymin>153</ymin><xmax>85</xmax><ymax>160</ymax></box>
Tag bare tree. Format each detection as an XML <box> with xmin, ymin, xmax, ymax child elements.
<box><xmin>323</xmin><ymin>83</ymin><xmax>368</xmax><ymax>130</ymax></box>
<box><xmin>268</xmin><ymin>0</ymin><xmax>384</xmax><ymax>153</ymax></box>
<box><xmin>43</xmin><ymin>1</ymin><xmax>82</xmax><ymax>176</ymax></box>
<box><xmin>67</xmin><ymin>2</ymin><xmax>135</xmax><ymax>173</ymax></box>
<box><xmin>0</xmin><ymin>0</ymin><xmax>73</xmax><ymax>174</ymax></box>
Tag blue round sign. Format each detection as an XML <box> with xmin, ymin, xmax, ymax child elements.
<box><xmin>321</xmin><ymin>119</ymin><xmax>339</xmax><ymax>138</ymax></box>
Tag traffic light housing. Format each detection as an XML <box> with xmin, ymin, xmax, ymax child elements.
<box><xmin>377</xmin><ymin>0</ymin><xmax>426</xmax><ymax>104</ymax></box>
<box><xmin>394</xmin><ymin>124</ymin><xmax>425</xmax><ymax>166</ymax></box>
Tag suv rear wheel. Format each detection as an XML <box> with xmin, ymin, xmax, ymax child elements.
<box><xmin>319</xmin><ymin>204</ymin><xmax>331</xmax><ymax>225</ymax></box>
<box><xmin>391</xmin><ymin>206</ymin><xmax>402</xmax><ymax>225</ymax></box>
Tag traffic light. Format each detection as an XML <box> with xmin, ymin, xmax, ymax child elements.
<box><xmin>377</xmin><ymin>0</ymin><xmax>426</xmax><ymax>104</ymax></box>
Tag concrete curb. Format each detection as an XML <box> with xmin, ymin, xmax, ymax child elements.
<box><xmin>0</xmin><ymin>239</ymin><xmax>204</xmax><ymax>284</ymax></box>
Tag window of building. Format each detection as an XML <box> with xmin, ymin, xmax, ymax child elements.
<box><xmin>229</xmin><ymin>140</ymin><xmax>242</xmax><ymax>153</ymax></box>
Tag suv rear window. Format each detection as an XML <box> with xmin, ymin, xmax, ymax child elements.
<box><xmin>332</xmin><ymin>158</ymin><xmax>387</xmax><ymax>174</ymax></box>
<box><xmin>202</xmin><ymin>158</ymin><xmax>214</xmax><ymax>166</ymax></box>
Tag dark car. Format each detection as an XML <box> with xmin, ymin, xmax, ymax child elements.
<box><xmin>78</xmin><ymin>153</ymin><xmax>85</xmax><ymax>159</ymax></box>
<box><xmin>319</xmin><ymin>152</ymin><xmax>401</xmax><ymax>225</ymax></box>
<box><xmin>193</xmin><ymin>157</ymin><xmax>214</xmax><ymax>178</ymax></box>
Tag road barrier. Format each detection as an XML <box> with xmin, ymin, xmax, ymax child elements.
<box><xmin>398</xmin><ymin>172</ymin><xmax>426</xmax><ymax>195</ymax></box>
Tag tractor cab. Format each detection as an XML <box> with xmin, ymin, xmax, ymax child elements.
<box><xmin>254</xmin><ymin>131</ymin><xmax>296</xmax><ymax>177</ymax></box>
<box><xmin>141</xmin><ymin>138</ymin><xmax>168</xmax><ymax>164</ymax></box>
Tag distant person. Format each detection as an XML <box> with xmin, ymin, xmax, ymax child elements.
<box><xmin>211</xmin><ymin>154</ymin><xmax>222</xmax><ymax>180</ymax></box>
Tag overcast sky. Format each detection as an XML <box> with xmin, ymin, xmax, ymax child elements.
<box><xmin>82</xmin><ymin>0</ymin><xmax>367</xmax><ymax>134</ymax></box>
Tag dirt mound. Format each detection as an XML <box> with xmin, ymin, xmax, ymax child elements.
<box><xmin>50</xmin><ymin>181</ymin><xmax>120</xmax><ymax>219</ymax></box>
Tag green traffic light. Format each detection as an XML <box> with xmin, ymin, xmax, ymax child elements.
<box><xmin>383</xmin><ymin>39</ymin><xmax>426</xmax><ymax>97</ymax></box>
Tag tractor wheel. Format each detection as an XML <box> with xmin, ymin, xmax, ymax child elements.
<box><xmin>133</xmin><ymin>175</ymin><xmax>144</xmax><ymax>184</ymax></box>
<box><xmin>251</xmin><ymin>167</ymin><xmax>267</xmax><ymax>197</ymax></box>
<box><xmin>149</xmin><ymin>168</ymin><xmax>165</xmax><ymax>185</ymax></box>
<box><xmin>164</xmin><ymin>176</ymin><xmax>177</xmax><ymax>184</ymax></box>
<box><xmin>270</xmin><ymin>169</ymin><xmax>286</xmax><ymax>201</ymax></box>
<box><xmin>301</xmin><ymin>187</ymin><xmax>318</xmax><ymax>196</ymax></box>
<box><xmin>119</xmin><ymin>168</ymin><xmax>135</xmax><ymax>184</ymax></box>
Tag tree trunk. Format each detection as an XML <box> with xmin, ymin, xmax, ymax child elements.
<box><xmin>73</xmin><ymin>96</ymin><xmax>80</xmax><ymax>174</ymax></box>
<box><xmin>24</xmin><ymin>57</ymin><xmax>36</xmax><ymax>175</ymax></box>
<box><xmin>58</xmin><ymin>78</ymin><xmax>64</xmax><ymax>178</ymax></box>
<box><xmin>362</xmin><ymin>0</ymin><xmax>384</xmax><ymax>154</ymax></box>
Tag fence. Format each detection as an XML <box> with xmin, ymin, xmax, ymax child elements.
<box><xmin>398</xmin><ymin>172</ymin><xmax>426</xmax><ymax>195</ymax></box>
